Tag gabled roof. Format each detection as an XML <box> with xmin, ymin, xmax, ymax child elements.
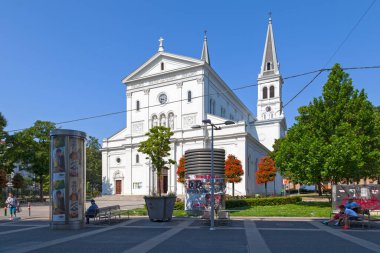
<box><xmin>122</xmin><ymin>52</ymin><xmax>205</xmax><ymax>83</ymax></box>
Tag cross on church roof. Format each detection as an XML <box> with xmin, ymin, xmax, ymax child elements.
<box><xmin>158</xmin><ymin>37</ymin><xmax>164</xmax><ymax>52</ymax></box>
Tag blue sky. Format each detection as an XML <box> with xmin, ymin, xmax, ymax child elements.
<box><xmin>1</xmin><ymin>0</ymin><xmax>379</xmax><ymax>142</ymax></box>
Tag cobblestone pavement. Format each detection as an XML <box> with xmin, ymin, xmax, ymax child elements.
<box><xmin>0</xmin><ymin>217</ymin><xmax>380</xmax><ymax>253</ymax></box>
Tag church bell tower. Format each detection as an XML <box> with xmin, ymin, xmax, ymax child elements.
<box><xmin>256</xmin><ymin>15</ymin><xmax>287</xmax><ymax>151</ymax></box>
<box><xmin>257</xmin><ymin>15</ymin><xmax>284</xmax><ymax>121</ymax></box>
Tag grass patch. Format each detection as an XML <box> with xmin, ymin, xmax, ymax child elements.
<box><xmin>124</xmin><ymin>202</ymin><xmax>331</xmax><ymax>218</ymax></box>
<box><xmin>229</xmin><ymin>202</ymin><xmax>331</xmax><ymax>217</ymax></box>
<box><xmin>122</xmin><ymin>208</ymin><xmax>187</xmax><ymax>217</ymax></box>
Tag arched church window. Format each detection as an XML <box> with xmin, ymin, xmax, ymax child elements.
<box><xmin>262</xmin><ymin>113</ymin><xmax>266</xmax><ymax>120</ymax></box>
<box><xmin>136</xmin><ymin>100</ymin><xmax>140</xmax><ymax>111</ymax></box>
<box><xmin>160</xmin><ymin>114</ymin><xmax>166</xmax><ymax>127</ymax></box>
<box><xmin>187</xmin><ymin>91</ymin><xmax>192</xmax><ymax>102</ymax></box>
<box><xmin>168</xmin><ymin>112</ymin><xmax>174</xmax><ymax>130</ymax></box>
<box><xmin>270</xmin><ymin>86</ymin><xmax>275</xmax><ymax>98</ymax></box>
<box><xmin>209</xmin><ymin>99</ymin><xmax>213</xmax><ymax>113</ymax></box>
<box><xmin>152</xmin><ymin>115</ymin><xmax>158</xmax><ymax>127</ymax></box>
<box><xmin>263</xmin><ymin>87</ymin><xmax>268</xmax><ymax>99</ymax></box>
<box><xmin>161</xmin><ymin>62</ymin><xmax>164</xmax><ymax>70</ymax></box>
<box><xmin>136</xmin><ymin>154</ymin><xmax>139</xmax><ymax>163</ymax></box>
<box><xmin>213</xmin><ymin>101</ymin><xmax>216</xmax><ymax>114</ymax></box>
<box><xmin>267</xmin><ymin>62</ymin><xmax>271</xmax><ymax>70</ymax></box>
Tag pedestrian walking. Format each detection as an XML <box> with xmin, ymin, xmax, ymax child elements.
<box><xmin>5</xmin><ymin>193</ymin><xmax>18</xmax><ymax>220</ymax></box>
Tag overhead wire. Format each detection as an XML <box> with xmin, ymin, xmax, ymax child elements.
<box><xmin>6</xmin><ymin>65</ymin><xmax>380</xmax><ymax>133</ymax></box>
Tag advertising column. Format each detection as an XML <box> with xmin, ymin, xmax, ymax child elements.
<box><xmin>50</xmin><ymin>129</ymin><xmax>86</xmax><ymax>229</ymax></box>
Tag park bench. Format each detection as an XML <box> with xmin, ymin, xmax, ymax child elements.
<box><xmin>87</xmin><ymin>205</ymin><xmax>128</xmax><ymax>224</ymax></box>
<box><xmin>200</xmin><ymin>209</ymin><xmax>231</xmax><ymax>225</ymax></box>
<box><xmin>216</xmin><ymin>210</ymin><xmax>230</xmax><ymax>225</ymax></box>
<box><xmin>330</xmin><ymin>202</ymin><xmax>376</xmax><ymax>229</ymax></box>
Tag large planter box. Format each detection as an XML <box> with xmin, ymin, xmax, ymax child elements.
<box><xmin>144</xmin><ymin>196</ymin><xmax>176</xmax><ymax>222</ymax></box>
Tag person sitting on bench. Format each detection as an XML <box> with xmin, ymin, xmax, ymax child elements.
<box><xmin>345</xmin><ymin>197</ymin><xmax>360</xmax><ymax>212</ymax></box>
<box><xmin>341</xmin><ymin>204</ymin><xmax>360</xmax><ymax>229</ymax></box>
<box><xmin>85</xmin><ymin>199</ymin><xmax>98</xmax><ymax>224</ymax></box>
<box><xmin>322</xmin><ymin>208</ymin><xmax>345</xmax><ymax>226</ymax></box>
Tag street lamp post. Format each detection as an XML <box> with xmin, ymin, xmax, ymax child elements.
<box><xmin>192</xmin><ymin>119</ymin><xmax>235</xmax><ymax>230</ymax></box>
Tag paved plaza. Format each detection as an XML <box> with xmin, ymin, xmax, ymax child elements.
<box><xmin>0</xmin><ymin>217</ymin><xmax>380</xmax><ymax>253</ymax></box>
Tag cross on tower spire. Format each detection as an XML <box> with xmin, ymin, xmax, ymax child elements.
<box><xmin>201</xmin><ymin>30</ymin><xmax>211</xmax><ymax>65</ymax></box>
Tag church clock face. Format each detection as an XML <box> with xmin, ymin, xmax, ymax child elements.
<box><xmin>266</xmin><ymin>106</ymin><xmax>271</xmax><ymax>112</ymax></box>
<box><xmin>158</xmin><ymin>93</ymin><xmax>167</xmax><ymax>104</ymax></box>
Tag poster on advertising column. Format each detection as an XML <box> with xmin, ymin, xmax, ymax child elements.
<box><xmin>52</xmin><ymin>136</ymin><xmax>66</xmax><ymax>222</ymax></box>
<box><xmin>68</xmin><ymin>137</ymin><xmax>84</xmax><ymax>220</ymax></box>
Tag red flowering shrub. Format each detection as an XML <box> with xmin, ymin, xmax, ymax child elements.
<box><xmin>256</xmin><ymin>156</ymin><xmax>277</xmax><ymax>195</ymax></box>
<box><xmin>225</xmin><ymin>154</ymin><xmax>244</xmax><ymax>196</ymax></box>
<box><xmin>176</xmin><ymin>156</ymin><xmax>186</xmax><ymax>183</ymax></box>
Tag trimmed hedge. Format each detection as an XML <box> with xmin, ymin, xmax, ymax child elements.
<box><xmin>226</xmin><ymin>196</ymin><xmax>302</xmax><ymax>209</ymax></box>
<box><xmin>173</xmin><ymin>196</ymin><xmax>302</xmax><ymax>210</ymax></box>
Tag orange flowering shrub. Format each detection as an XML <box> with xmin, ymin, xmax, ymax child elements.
<box><xmin>225</xmin><ymin>154</ymin><xmax>244</xmax><ymax>183</ymax></box>
<box><xmin>256</xmin><ymin>156</ymin><xmax>276</xmax><ymax>184</ymax></box>
<box><xmin>176</xmin><ymin>156</ymin><xmax>186</xmax><ymax>183</ymax></box>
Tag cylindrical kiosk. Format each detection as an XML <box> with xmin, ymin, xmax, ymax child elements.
<box><xmin>50</xmin><ymin>129</ymin><xmax>86</xmax><ymax>229</ymax></box>
<box><xmin>184</xmin><ymin>148</ymin><xmax>226</xmax><ymax>215</ymax></box>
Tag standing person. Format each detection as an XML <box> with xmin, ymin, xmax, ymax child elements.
<box><xmin>5</xmin><ymin>193</ymin><xmax>17</xmax><ymax>220</ymax></box>
<box><xmin>85</xmin><ymin>199</ymin><xmax>98</xmax><ymax>224</ymax></box>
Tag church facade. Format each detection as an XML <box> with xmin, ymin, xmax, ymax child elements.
<box><xmin>101</xmin><ymin>17</ymin><xmax>287</xmax><ymax>196</ymax></box>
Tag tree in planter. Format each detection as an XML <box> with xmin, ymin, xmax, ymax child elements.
<box><xmin>256</xmin><ymin>156</ymin><xmax>277</xmax><ymax>196</ymax></box>
<box><xmin>138</xmin><ymin>126</ymin><xmax>175</xmax><ymax>196</ymax></box>
<box><xmin>176</xmin><ymin>156</ymin><xmax>186</xmax><ymax>184</ymax></box>
<box><xmin>12</xmin><ymin>173</ymin><xmax>24</xmax><ymax>196</ymax></box>
<box><xmin>225</xmin><ymin>154</ymin><xmax>243</xmax><ymax>197</ymax></box>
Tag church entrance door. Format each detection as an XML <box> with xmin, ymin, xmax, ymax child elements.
<box><xmin>115</xmin><ymin>180</ymin><xmax>122</xmax><ymax>194</ymax></box>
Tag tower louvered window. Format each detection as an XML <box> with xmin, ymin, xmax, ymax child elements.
<box><xmin>263</xmin><ymin>87</ymin><xmax>268</xmax><ymax>99</ymax></box>
<box><xmin>270</xmin><ymin>86</ymin><xmax>275</xmax><ymax>98</ymax></box>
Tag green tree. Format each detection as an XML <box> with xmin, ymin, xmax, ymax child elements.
<box><xmin>138</xmin><ymin>126</ymin><xmax>175</xmax><ymax>196</ymax></box>
<box><xmin>0</xmin><ymin>112</ymin><xmax>12</xmax><ymax>173</ymax></box>
<box><xmin>7</xmin><ymin>120</ymin><xmax>55</xmax><ymax>200</ymax></box>
<box><xmin>272</xmin><ymin>64</ymin><xmax>380</xmax><ymax>194</ymax></box>
<box><xmin>225</xmin><ymin>154</ymin><xmax>244</xmax><ymax>197</ymax></box>
<box><xmin>86</xmin><ymin>136</ymin><xmax>102</xmax><ymax>195</ymax></box>
<box><xmin>0</xmin><ymin>170</ymin><xmax>7</xmax><ymax>189</ymax></box>
<box><xmin>12</xmin><ymin>173</ymin><xmax>24</xmax><ymax>195</ymax></box>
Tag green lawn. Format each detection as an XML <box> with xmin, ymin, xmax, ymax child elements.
<box><xmin>229</xmin><ymin>202</ymin><xmax>331</xmax><ymax>217</ymax></box>
<box><xmin>124</xmin><ymin>202</ymin><xmax>331</xmax><ymax>218</ymax></box>
<box><xmin>121</xmin><ymin>208</ymin><xmax>187</xmax><ymax>217</ymax></box>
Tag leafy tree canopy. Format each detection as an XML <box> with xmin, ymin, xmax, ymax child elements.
<box><xmin>272</xmin><ymin>64</ymin><xmax>380</xmax><ymax>191</ymax></box>
<box><xmin>6</xmin><ymin>120</ymin><xmax>56</xmax><ymax>200</ymax></box>
<box><xmin>86</xmin><ymin>136</ymin><xmax>102</xmax><ymax>194</ymax></box>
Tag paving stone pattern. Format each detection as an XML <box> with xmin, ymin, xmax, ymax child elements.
<box><xmin>0</xmin><ymin>218</ymin><xmax>379</xmax><ymax>253</ymax></box>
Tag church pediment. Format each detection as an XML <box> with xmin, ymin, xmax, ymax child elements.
<box><xmin>122</xmin><ymin>52</ymin><xmax>204</xmax><ymax>83</ymax></box>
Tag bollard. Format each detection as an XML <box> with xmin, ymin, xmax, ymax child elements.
<box><xmin>4</xmin><ymin>206</ymin><xmax>7</xmax><ymax>216</ymax></box>
<box><xmin>28</xmin><ymin>202</ymin><xmax>31</xmax><ymax>216</ymax></box>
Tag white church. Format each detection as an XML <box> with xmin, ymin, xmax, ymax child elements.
<box><xmin>101</xmin><ymin>17</ymin><xmax>287</xmax><ymax>196</ymax></box>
